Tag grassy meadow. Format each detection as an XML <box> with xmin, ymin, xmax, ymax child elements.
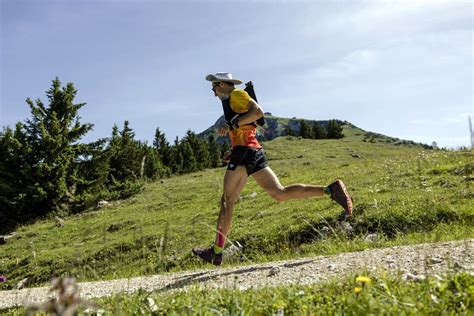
<box><xmin>1</xmin><ymin>125</ymin><xmax>473</xmax><ymax>313</ymax></box>
<box><xmin>101</xmin><ymin>273</ymin><xmax>474</xmax><ymax>315</ymax></box>
<box><xmin>7</xmin><ymin>272</ymin><xmax>473</xmax><ymax>315</ymax></box>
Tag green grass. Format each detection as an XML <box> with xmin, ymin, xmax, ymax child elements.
<box><xmin>1</xmin><ymin>126</ymin><xmax>473</xmax><ymax>290</ymax></box>
<box><xmin>97</xmin><ymin>272</ymin><xmax>474</xmax><ymax>315</ymax></box>
<box><xmin>6</xmin><ymin>272</ymin><xmax>473</xmax><ymax>315</ymax></box>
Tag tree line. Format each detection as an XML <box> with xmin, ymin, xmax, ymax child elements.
<box><xmin>285</xmin><ymin>119</ymin><xmax>344</xmax><ymax>139</ymax></box>
<box><xmin>0</xmin><ymin>79</ymin><xmax>228</xmax><ymax>234</ymax></box>
<box><xmin>0</xmin><ymin>79</ymin><xmax>345</xmax><ymax>234</ymax></box>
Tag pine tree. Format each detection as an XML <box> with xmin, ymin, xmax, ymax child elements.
<box><xmin>169</xmin><ymin>136</ymin><xmax>183</xmax><ymax>174</ymax></box>
<box><xmin>180</xmin><ymin>140</ymin><xmax>197</xmax><ymax>173</ymax></box>
<box><xmin>143</xmin><ymin>145</ymin><xmax>167</xmax><ymax>179</ymax></box>
<box><xmin>299</xmin><ymin>120</ymin><xmax>310</xmax><ymax>138</ymax></box>
<box><xmin>109</xmin><ymin>120</ymin><xmax>142</xmax><ymax>180</ymax></box>
<box><xmin>74</xmin><ymin>138</ymin><xmax>111</xmax><ymax>209</ymax></box>
<box><xmin>111</xmin><ymin>124</ymin><xmax>120</xmax><ymax>140</ymax></box>
<box><xmin>312</xmin><ymin>123</ymin><xmax>327</xmax><ymax>139</ymax></box>
<box><xmin>23</xmin><ymin>78</ymin><xmax>93</xmax><ymax>215</ymax></box>
<box><xmin>184</xmin><ymin>130</ymin><xmax>210</xmax><ymax>170</ymax></box>
<box><xmin>106</xmin><ymin>121</ymin><xmax>144</xmax><ymax>199</ymax></box>
<box><xmin>0</xmin><ymin>124</ymin><xmax>36</xmax><ymax>232</ymax></box>
<box><xmin>153</xmin><ymin>127</ymin><xmax>171</xmax><ymax>167</ymax></box>
<box><xmin>120</xmin><ymin>120</ymin><xmax>135</xmax><ymax>144</ymax></box>
<box><xmin>326</xmin><ymin>120</ymin><xmax>344</xmax><ymax>139</ymax></box>
<box><xmin>105</xmin><ymin>124</ymin><xmax>121</xmax><ymax>183</ymax></box>
<box><xmin>207</xmin><ymin>134</ymin><xmax>221</xmax><ymax>168</ymax></box>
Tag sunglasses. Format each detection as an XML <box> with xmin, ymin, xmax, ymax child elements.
<box><xmin>211</xmin><ymin>82</ymin><xmax>221</xmax><ymax>93</ymax></box>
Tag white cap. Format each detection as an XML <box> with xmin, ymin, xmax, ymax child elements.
<box><xmin>205</xmin><ymin>72</ymin><xmax>243</xmax><ymax>85</ymax></box>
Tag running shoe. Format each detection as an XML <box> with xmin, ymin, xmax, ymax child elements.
<box><xmin>328</xmin><ymin>179</ymin><xmax>353</xmax><ymax>217</ymax></box>
<box><xmin>192</xmin><ymin>246</ymin><xmax>223</xmax><ymax>266</ymax></box>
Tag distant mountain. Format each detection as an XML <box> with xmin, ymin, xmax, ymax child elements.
<box><xmin>199</xmin><ymin>113</ymin><xmax>343</xmax><ymax>142</ymax></box>
<box><xmin>198</xmin><ymin>113</ymin><xmax>431</xmax><ymax>148</ymax></box>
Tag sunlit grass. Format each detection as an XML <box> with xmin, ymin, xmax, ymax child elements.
<box><xmin>1</xmin><ymin>127</ymin><xmax>472</xmax><ymax>291</ymax></box>
<box><xmin>87</xmin><ymin>272</ymin><xmax>474</xmax><ymax>315</ymax></box>
<box><xmin>7</xmin><ymin>271</ymin><xmax>472</xmax><ymax>315</ymax></box>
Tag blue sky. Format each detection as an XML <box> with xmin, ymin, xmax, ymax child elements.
<box><xmin>1</xmin><ymin>0</ymin><xmax>472</xmax><ymax>148</ymax></box>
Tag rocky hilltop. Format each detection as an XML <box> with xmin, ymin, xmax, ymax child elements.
<box><xmin>199</xmin><ymin>113</ymin><xmax>431</xmax><ymax>149</ymax></box>
<box><xmin>199</xmin><ymin>113</ymin><xmax>348</xmax><ymax>144</ymax></box>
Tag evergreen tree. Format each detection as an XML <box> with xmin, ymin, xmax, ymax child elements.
<box><xmin>180</xmin><ymin>140</ymin><xmax>197</xmax><ymax>173</ymax></box>
<box><xmin>0</xmin><ymin>124</ymin><xmax>36</xmax><ymax>232</ymax></box>
<box><xmin>207</xmin><ymin>134</ymin><xmax>221</xmax><ymax>168</ymax></box>
<box><xmin>184</xmin><ymin>130</ymin><xmax>209</xmax><ymax>170</ymax></box>
<box><xmin>111</xmin><ymin>124</ymin><xmax>120</xmax><ymax>141</ymax></box>
<box><xmin>23</xmin><ymin>78</ymin><xmax>93</xmax><ymax>215</ymax></box>
<box><xmin>109</xmin><ymin>120</ymin><xmax>142</xmax><ymax>180</ymax></box>
<box><xmin>143</xmin><ymin>145</ymin><xmax>167</xmax><ymax>179</ymax></box>
<box><xmin>299</xmin><ymin>120</ymin><xmax>310</xmax><ymax>138</ymax></box>
<box><xmin>120</xmin><ymin>120</ymin><xmax>135</xmax><ymax>143</ymax></box>
<box><xmin>153</xmin><ymin>127</ymin><xmax>171</xmax><ymax>167</ymax></box>
<box><xmin>106</xmin><ymin>121</ymin><xmax>144</xmax><ymax>199</ymax></box>
<box><xmin>169</xmin><ymin>136</ymin><xmax>183</xmax><ymax>174</ymax></box>
<box><xmin>105</xmin><ymin>124</ymin><xmax>121</xmax><ymax>183</ymax></box>
<box><xmin>74</xmin><ymin>138</ymin><xmax>111</xmax><ymax>209</ymax></box>
<box><xmin>326</xmin><ymin>120</ymin><xmax>344</xmax><ymax>139</ymax></box>
<box><xmin>312</xmin><ymin>123</ymin><xmax>327</xmax><ymax>139</ymax></box>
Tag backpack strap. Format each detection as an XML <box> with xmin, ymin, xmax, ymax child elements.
<box><xmin>221</xmin><ymin>81</ymin><xmax>265</xmax><ymax>131</ymax></box>
<box><xmin>244</xmin><ymin>81</ymin><xmax>265</xmax><ymax>127</ymax></box>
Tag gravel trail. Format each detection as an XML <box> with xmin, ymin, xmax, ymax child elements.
<box><xmin>1</xmin><ymin>239</ymin><xmax>472</xmax><ymax>309</ymax></box>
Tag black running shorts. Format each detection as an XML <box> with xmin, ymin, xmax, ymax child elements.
<box><xmin>227</xmin><ymin>146</ymin><xmax>268</xmax><ymax>175</ymax></box>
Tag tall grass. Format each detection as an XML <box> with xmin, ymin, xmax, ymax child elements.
<box><xmin>1</xmin><ymin>130</ymin><xmax>472</xmax><ymax>290</ymax></box>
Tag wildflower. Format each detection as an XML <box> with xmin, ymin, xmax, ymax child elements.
<box><xmin>356</xmin><ymin>276</ymin><xmax>372</xmax><ymax>285</ymax></box>
<box><xmin>354</xmin><ymin>287</ymin><xmax>362</xmax><ymax>294</ymax></box>
<box><xmin>0</xmin><ymin>275</ymin><xmax>6</xmax><ymax>282</ymax></box>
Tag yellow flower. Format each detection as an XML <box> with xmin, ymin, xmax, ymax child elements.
<box><xmin>354</xmin><ymin>287</ymin><xmax>362</xmax><ymax>294</ymax></box>
<box><xmin>356</xmin><ymin>276</ymin><xmax>372</xmax><ymax>285</ymax></box>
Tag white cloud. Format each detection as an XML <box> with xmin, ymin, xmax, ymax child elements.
<box><xmin>409</xmin><ymin>116</ymin><xmax>466</xmax><ymax>126</ymax></box>
<box><xmin>315</xmin><ymin>0</ymin><xmax>468</xmax><ymax>33</ymax></box>
<box><xmin>308</xmin><ymin>48</ymin><xmax>378</xmax><ymax>83</ymax></box>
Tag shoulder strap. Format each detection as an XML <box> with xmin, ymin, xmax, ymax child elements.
<box><xmin>221</xmin><ymin>98</ymin><xmax>240</xmax><ymax>131</ymax></box>
<box><xmin>220</xmin><ymin>82</ymin><xmax>266</xmax><ymax>130</ymax></box>
<box><xmin>244</xmin><ymin>81</ymin><xmax>265</xmax><ymax>127</ymax></box>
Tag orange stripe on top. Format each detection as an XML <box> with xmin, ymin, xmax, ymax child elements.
<box><xmin>228</xmin><ymin>89</ymin><xmax>262</xmax><ymax>149</ymax></box>
<box><xmin>229</xmin><ymin>125</ymin><xmax>261</xmax><ymax>149</ymax></box>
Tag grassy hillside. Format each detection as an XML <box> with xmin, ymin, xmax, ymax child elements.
<box><xmin>200</xmin><ymin>114</ymin><xmax>432</xmax><ymax>149</ymax></box>
<box><xmin>1</xmin><ymin>125</ymin><xmax>472</xmax><ymax>291</ymax></box>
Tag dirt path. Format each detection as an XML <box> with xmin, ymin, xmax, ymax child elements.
<box><xmin>1</xmin><ymin>239</ymin><xmax>473</xmax><ymax>309</ymax></box>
